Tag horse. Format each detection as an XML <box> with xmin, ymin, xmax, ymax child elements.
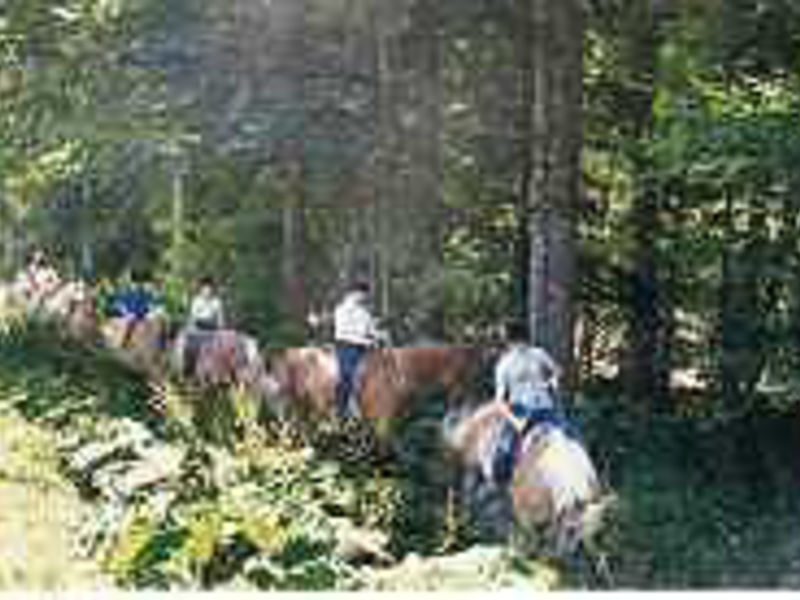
<box><xmin>171</xmin><ymin>327</ymin><xmax>282</xmax><ymax>416</ymax></box>
<box><xmin>0</xmin><ymin>276</ymin><xmax>100</xmax><ymax>343</ymax></box>
<box><xmin>443</xmin><ymin>400</ymin><xmax>613</xmax><ymax>565</ymax></box>
<box><xmin>265</xmin><ymin>345</ymin><xmax>487</xmax><ymax>422</ymax></box>
<box><xmin>174</xmin><ymin>328</ymin><xmax>262</xmax><ymax>386</ymax></box>
<box><xmin>102</xmin><ymin>312</ymin><xmax>171</xmax><ymax>376</ymax></box>
<box><xmin>42</xmin><ymin>280</ymin><xmax>100</xmax><ymax>343</ymax></box>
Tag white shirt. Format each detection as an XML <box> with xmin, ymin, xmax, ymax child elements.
<box><xmin>17</xmin><ymin>265</ymin><xmax>60</xmax><ymax>299</ymax></box>
<box><xmin>334</xmin><ymin>292</ymin><xmax>379</xmax><ymax>346</ymax></box>
<box><xmin>494</xmin><ymin>344</ymin><xmax>559</xmax><ymax>410</ymax></box>
<box><xmin>189</xmin><ymin>293</ymin><xmax>224</xmax><ymax>327</ymax></box>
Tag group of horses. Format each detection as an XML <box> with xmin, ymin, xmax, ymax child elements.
<box><xmin>0</xmin><ymin>273</ymin><xmax>613</xmax><ymax>568</ymax></box>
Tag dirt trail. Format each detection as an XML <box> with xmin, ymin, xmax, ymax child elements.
<box><xmin>0</xmin><ymin>412</ymin><xmax>111</xmax><ymax>591</ymax></box>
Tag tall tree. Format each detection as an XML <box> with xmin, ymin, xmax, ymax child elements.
<box><xmin>522</xmin><ymin>0</ymin><xmax>584</xmax><ymax>379</ymax></box>
<box><xmin>618</xmin><ymin>1</ymin><xmax>672</xmax><ymax>407</ymax></box>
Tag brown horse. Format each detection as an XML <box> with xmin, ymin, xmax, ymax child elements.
<box><xmin>264</xmin><ymin>345</ymin><xmax>487</xmax><ymax>424</ymax></box>
<box><xmin>174</xmin><ymin>329</ymin><xmax>263</xmax><ymax>386</ymax></box>
<box><xmin>171</xmin><ymin>328</ymin><xmax>281</xmax><ymax>412</ymax></box>
<box><xmin>102</xmin><ymin>313</ymin><xmax>170</xmax><ymax>376</ymax></box>
<box><xmin>1</xmin><ymin>277</ymin><xmax>101</xmax><ymax>343</ymax></box>
<box><xmin>44</xmin><ymin>280</ymin><xmax>100</xmax><ymax>343</ymax></box>
<box><xmin>444</xmin><ymin>400</ymin><xmax>613</xmax><ymax>561</ymax></box>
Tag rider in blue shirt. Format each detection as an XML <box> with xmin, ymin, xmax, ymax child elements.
<box><xmin>110</xmin><ymin>272</ymin><xmax>161</xmax><ymax>346</ymax></box>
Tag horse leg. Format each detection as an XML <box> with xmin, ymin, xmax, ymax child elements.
<box><xmin>443</xmin><ymin>461</ymin><xmax>472</xmax><ymax>548</ymax></box>
<box><xmin>567</xmin><ymin>537</ymin><xmax>614</xmax><ymax>589</ymax></box>
<box><xmin>466</xmin><ymin>469</ymin><xmax>512</xmax><ymax>544</ymax></box>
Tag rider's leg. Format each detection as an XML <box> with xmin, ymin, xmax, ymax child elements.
<box><xmin>492</xmin><ymin>417</ymin><xmax>518</xmax><ymax>486</ymax></box>
<box><xmin>335</xmin><ymin>344</ymin><xmax>360</xmax><ymax>418</ymax></box>
<box><xmin>120</xmin><ymin>316</ymin><xmax>138</xmax><ymax>347</ymax></box>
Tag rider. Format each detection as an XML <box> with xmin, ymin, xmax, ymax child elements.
<box><xmin>333</xmin><ymin>280</ymin><xmax>384</xmax><ymax>419</ymax></box>
<box><xmin>181</xmin><ymin>276</ymin><xmax>225</xmax><ymax>377</ymax></box>
<box><xmin>17</xmin><ymin>249</ymin><xmax>61</xmax><ymax>304</ymax></box>
<box><xmin>188</xmin><ymin>276</ymin><xmax>225</xmax><ymax>331</ymax></box>
<box><xmin>491</xmin><ymin>319</ymin><xmax>574</xmax><ymax>486</ymax></box>
<box><xmin>111</xmin><ymin>271</ymin><xmax>162</xmax><ymax>347</ymax></box>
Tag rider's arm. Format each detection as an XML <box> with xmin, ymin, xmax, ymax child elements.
<box><xmin>364</xmin><ymin>308</ymin><xmax>385</xmax><ymax>345</ymax></box>
<box><xmin>536</xmin><ymin>347</ymin><xmax>561</xmax><ymax>388</ymax></box>
<box><xmin>494</xmin><ymin>355</ymin><xmax>525</xmax><ymax>431</ymax></box>
<box><xmin>214</xmin><ymin>297</ymin><xmax>225</xmax><ymax>328</ymax></box>
<box><xmin>187</xmin><ymin>296</ymin><xmax>201</xmax><ymax>325</ymax></box>
<box><xmin>493</xmin><ymin>355</ymin><xmax>510</xmax><ymax>404</ymax></box>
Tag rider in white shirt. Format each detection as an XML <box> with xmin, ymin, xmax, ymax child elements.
<box><xmin>189</xmin><ymin>278</ymin><xmax>225</xmax><ymax>331</ymax></box>
<box><xmin>17</xmin><ymin>250</ymin><xmax>61</xmax><ymax>303</ymax></box>
<box><xmin>333</xmin><ymin>281</ymin><xmax>383</xmax><ymax>418</ymax></box>
<box><xmin>181</xmin><ymin>277</ymin><xmax>225</xmax><ymax>377</ymax></box>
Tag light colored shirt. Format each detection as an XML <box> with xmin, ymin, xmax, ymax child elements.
<box><xmin>189</xmin><ymin>293</ymin><xmax>224</xmax><ymax>328</ymax></box>
<box><xmin>334</xmin><ymin>292</ymin><xmax>379</xmax><ymax>346</ymax></box>
<box><xmin>494</xmin><ymin>344</ymin><xmax>559</xmax><ymax>410</ymax></box>
<box><xmin>19</xmin><ymin>265</ymin><xmax>60</xmax><ymax>297</ymax></box>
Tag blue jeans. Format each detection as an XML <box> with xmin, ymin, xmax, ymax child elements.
<box><xmin>493</xmin><ymin>405</ymin><xmax>580</xmax><ymax>486</ymax></box>
<box><xmin>335</xmin><ymin>343</ymin><xmax>367</xmax><ymax>418</ymax></box>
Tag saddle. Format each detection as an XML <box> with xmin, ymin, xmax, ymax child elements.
<box><xmin>335</xmin><ymin>347</ymin><xmax>402</xmax><ymax>419</ymax></box>
<box><xmin>182</xmin><ymin>328</ymin><xmax>217</xmax><ymax>378</ymax></box>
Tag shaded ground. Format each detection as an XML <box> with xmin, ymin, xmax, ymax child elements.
<box><xmin>0</xmin><ymin>411</ymin><xmax>111</xmax><ymax>590</ymax></box>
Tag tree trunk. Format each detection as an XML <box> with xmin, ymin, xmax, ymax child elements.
<box><xmin>513</xmin><ymin>0</ymin><xmax>534</xmax><ymax>331</ymax></box>
<box><xmin>404</xmin><ymin>0</ymin><xmax>445</xmax><ymax>339</ymax></box>
<box><xmin>371</xmin><ymin>1</ymin><xmax>398</xmax><ymax>320</ymax></box>
<box><xmin>524</xmin><ymin>0</ymin><xmax>584</xmax><ymax>382</ymax></box>
<box><xmin>626</xmin><ymin>165</ymin><xmax>664</xmax><ymax>405</ymax></box>
<box><xmin>369</xmin><ymin>0</ymin><xmax>444</xmax><ymax>340</ymax></box>
<box><xmin>618</xmin><ymin>1</ymin><xmax>670</xmax><ymax>408</ymax></box>
<box><xmin>276</xmin><ymin>0</ymin><xmax>310</xmax><ymax>331</ymax></box>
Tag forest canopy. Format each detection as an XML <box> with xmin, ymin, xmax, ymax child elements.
<box><xmin>2</xmin><ymin>0</ymin><xmax>800</xmax><ymax>412</ymax></box>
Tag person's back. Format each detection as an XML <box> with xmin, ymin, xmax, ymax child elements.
<box><xmin>333</xmin><ymin>282</ymin><xmax>381</xmax><ymax>418</ymax></box>
<box><xmin>115</xmin><ymin>286</ymin><xmax>153</xmax><ymax>320</ymax></box>
<box><xmin>491</xmin><ymin>321</ymin><xmax>570</xmax><ymax>487</ymax></box>
<box><xmin>110</xmin><ymin>274</ymin><xmax>160</xmax><ymax>348</ymax></box>
<box><xmin>334</xmin><ymin>292</ymin><xmax>377</xmax><ymax>346</ymax></box>
<box><xmin>494</xmin><ymin>344</ymin><xmax>558</xmax><ymax>413</ymax></box>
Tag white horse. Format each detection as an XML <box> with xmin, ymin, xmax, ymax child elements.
<box><xmin>444</xmin><ymin>400</ymin><xmax>613</xmax><ymax>561</ymax></box>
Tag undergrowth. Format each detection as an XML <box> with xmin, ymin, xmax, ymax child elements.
<box><xmin>3</xmin><ymin>320</ymin><xmax>799</xmax><ymax>589</ymax></box>
<box><xmin>577</xmin><ymin>387</ymin><xmax>800</xmax><ymax>588</ymax></box>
